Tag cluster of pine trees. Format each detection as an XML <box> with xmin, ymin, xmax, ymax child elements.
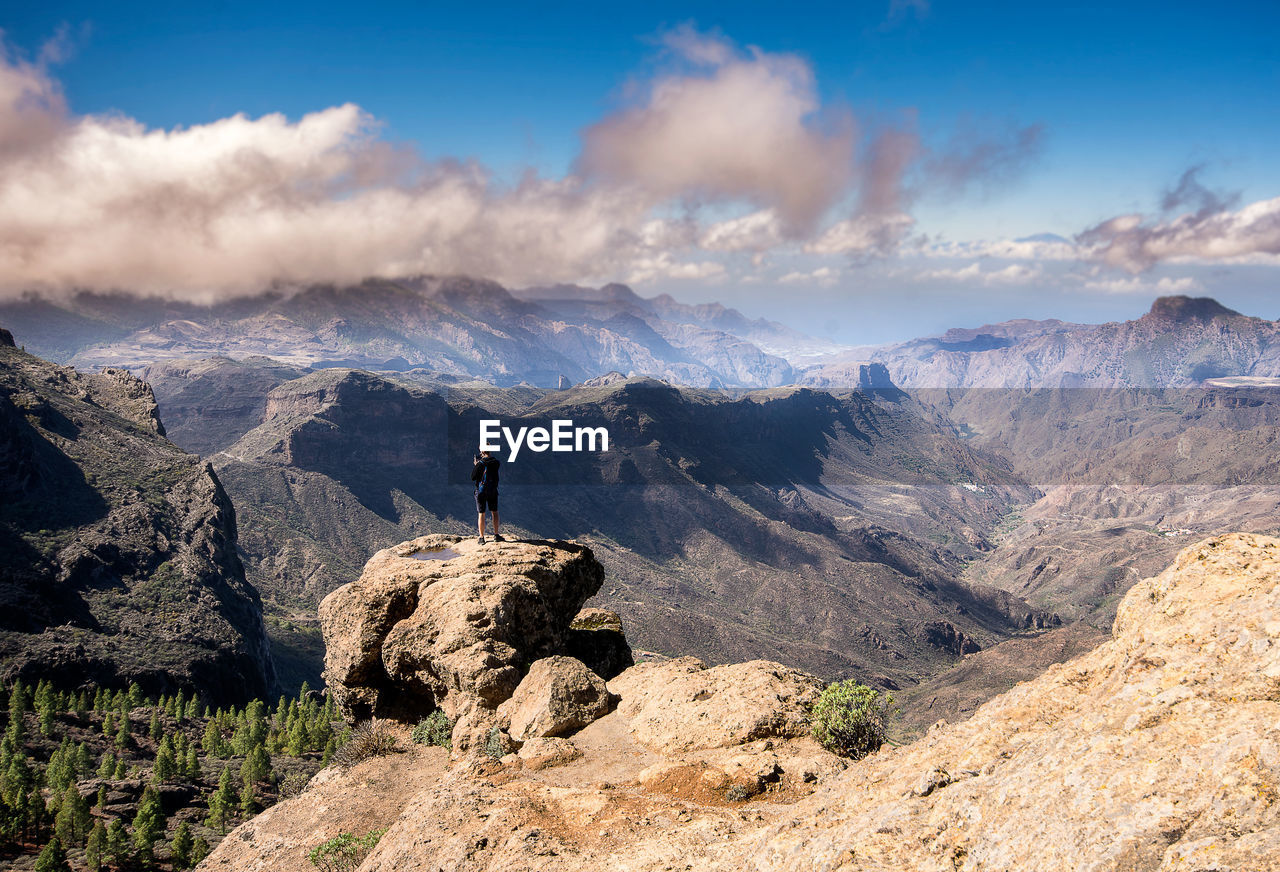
<box><xmin>1</xmin><ymin>679</ymin><xmax>345</xmax><ymax>870</ymax></box>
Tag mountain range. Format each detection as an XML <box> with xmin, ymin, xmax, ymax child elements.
<box><xmin>803</xmin><ymin>295</ymin><xmax>1280</xmax><ymax>389</ymax></box>
<box><xmin>4</xmin><ymin>287</ymin><xmax>1279</xmax><ymax>717</ymax></box>
<box><xmin>0</xmin><ymin>277</ymin><xmax>846</xmax><ymax>390</ymax></box>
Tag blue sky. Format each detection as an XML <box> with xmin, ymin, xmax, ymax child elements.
<box><xmin>2</xmin><ymin>1</ymin><xmax>1278</xmax><ymax>342</ymax></box>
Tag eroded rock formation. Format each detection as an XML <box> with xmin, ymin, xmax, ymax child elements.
<box><xmin>320</xmin><ymin>535</ymin><xmax>608</xmax><ymax>748</ymax></box>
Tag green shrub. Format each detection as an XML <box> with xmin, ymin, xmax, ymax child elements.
<box><xmin>410</xmin><ymin>711</ymin><xmax>452</xmax><ymax>749</ymax></box>
<box><xmin>307</xmin><ymin>828</ymin><xmax>386</xmax><ymax>872</ymax></box>
<box><xmin>809</xmin><ymin>680</ymin><xmax>894</xmax><ymax>760</ymax></box>
<box><xmin>332</xmin><ymin>720</ymin><xmax>397</xmax><ymax>768</ymax></box>
<box><xmin>481</xmin><ymin>727</ymin><xmax>505</xmax><ymax>760</ymax></box>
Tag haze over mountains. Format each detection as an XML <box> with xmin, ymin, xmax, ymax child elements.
<box><xmin>0</xmin><ymin>277</ymin><xmax>844</xmax><ymax>390</ymax></box>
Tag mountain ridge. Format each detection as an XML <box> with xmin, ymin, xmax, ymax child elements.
<box><xmin>0</xmin><ymin>338</ymin><xmax>274</xmax><ymax>704</ymax></box>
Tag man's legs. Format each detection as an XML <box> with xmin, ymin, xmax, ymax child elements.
<box><xmin>477</xmin><ymin>512</ymin><xmax>486</xmax><ymax>539</ymax></box>
<box><xmin>491</xmin><ymin>509</ymin><xmax>500</xmax><ymax>538</ymax></box>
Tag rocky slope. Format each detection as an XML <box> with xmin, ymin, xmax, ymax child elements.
<box><xmin>0</xmin><ymin>277</ymin><xmax>811</xmax><ymax>389</ymax></box>
<box><xmin>203</xmin><ymin>533</ymin><xmax>1280</xmax><ymax>872</ymax></box>
<box><xmin>0</xmin><ymin>330</ymin><xmax>273</xmax><ymax>704</ymax></box>
<box><xmin>804</xmin><ymin>295</ymin><xmax>1280</xmax><ymax>389</ymax></box>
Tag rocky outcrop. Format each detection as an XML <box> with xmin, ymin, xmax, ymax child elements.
<box><xmin>0</xmin><ymin>342</ymin><xmax>273</xmax><ymax>705</ymax></box>
<box><xmin>736</xmin><ymin>532</ymin><xmax>1280</xmax><ymax>870</ymax></box>
<box><xmin>212</xmin><ymin>534</ymin><xmax>1280</xmax><ymax>871</ymax></box>
<box><xmin>203</xmin><ymin>654</ymin><xmax>841</xmax><ymax>872</ymax></box>
<box><xmin>320</xmin><ymin>535</ymin><xmax>608</xmax><ymax>748</ymax></box>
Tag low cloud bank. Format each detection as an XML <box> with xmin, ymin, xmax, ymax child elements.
<box><xmin>0</xmin><ymin>28</ymin><xmax>1049</xmax><ymax>301</ymax></box>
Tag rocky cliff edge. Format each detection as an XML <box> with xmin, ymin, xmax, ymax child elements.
<box><xmin>207</xmin><ymin>533</ymin><xmax>1280</xmax><ymax>871</ymax></box>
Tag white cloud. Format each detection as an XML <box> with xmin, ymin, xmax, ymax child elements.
<box><xmin>778</xmin><ymin>266</ymin><xmax>837</xmax><ymax>285</ymax></box>
<box><xmin>925</xmin><ymin>235</ymin><xmax>1079</xmax><ymax>261</ymax></box>
<box><xmin>624</xmin><ymin>252</ymin><xmax>726</xmax><ymax>284</ymax></box>
<box><xmin>700</xmin><ymin>209</ymin><xmax>785</xmax><ymax>252</ymax></box>
<box><xmin>579</xmin><ymin>31</ymin><xmax>855</xmax><ymax>232</ymax></box>
<box><xmin>1078</xmin><ymin>195</ymin><xmax>1280</xmax><ymax>272</ymax></box>
<box><xmin>0</xmin><ymin>27</ymin><xmax>1057</xmax><ymax>299</ymax></box>
<box><xmin>1081</xmin><ymin>275</ymin><xmax>1202</xmax><ymax>295</ymax></box>
<box><xmin>916</xmin><ymin>261</ymin><xmax>1043</xmax><ymax>285</ymax></box>
<box><xmin>805</xmin><ymin>213</ymin><xmax>915</xmax><ymax>255</ymax></box>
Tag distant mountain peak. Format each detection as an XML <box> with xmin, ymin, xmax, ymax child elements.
<box><xmin>1146</xmin><ymin>295</ymin><xmax>1240</xmax><ymax>323</ymax></box>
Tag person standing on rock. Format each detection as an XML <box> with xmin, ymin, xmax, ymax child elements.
<box><xmin>472</xmin><ymin>448</ymin><xmax>503</xmax><ymax>544</ymax></box>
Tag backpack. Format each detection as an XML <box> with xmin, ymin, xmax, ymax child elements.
<box><xmin>476</xmin><ymin>458</ymin><xmax>497</xmax><ymax>493</ymax></box>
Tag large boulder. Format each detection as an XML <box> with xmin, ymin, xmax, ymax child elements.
<box><xmin>497</xmin><ymin>655</ymin><xmax>613</xmax><ymax>740</ymax></box>
<box><xmin>608</xmin><ymin>657</ymin><xmax>826</xmax><ymax>754</ymax></box>
<box><xmin>320</xmin><ymin>535</ymin><xmax>610</xmax><ymax>747</ymax></box>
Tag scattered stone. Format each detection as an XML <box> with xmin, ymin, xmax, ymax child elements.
<box><xmin>518</xmin><ymin>737</ymin><xmax>583</xmax><ymax>771</ymax></box>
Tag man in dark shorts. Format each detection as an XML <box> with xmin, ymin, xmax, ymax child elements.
<box><xmin>472</xmin><ymin>448</ymin><xmax>502</xmax><ymax>544</ymax></box>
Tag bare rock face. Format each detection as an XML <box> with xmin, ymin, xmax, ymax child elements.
<box><xmin>320</xmin><ymin>535</ymin><xmax>608</xmax><ymax>747</ymax></box>
<box><xmin>736</xmin><ymin>532</ymin><xmax>1280</xmax><ymax>870</ymax></box>
<box><xmin>609</xmin><ymin>657</ymin><xmax>825</xmax><ymax>754</ymax></box>
<box><xmin>497</xmin><ymin>655</ymin><xmax>613</xmax><ymax>741</ymax></box>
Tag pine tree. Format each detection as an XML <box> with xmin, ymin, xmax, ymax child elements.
<box><xmin>86</xmin><ymin>820</ymin><xmax>107</xmax><ymax>872</ymax></box>
<box><xmin>106</xmin><ymin>818</ymin><xmax>129</xmax><ymax>866</ymax></box>
<box><xmin>95</xmin><ymin>784</ymin><xmax>107</xmax><ymax>810</ymax></box>
<box><xmin>6</xmin><ymin>680</ymin><xmax>26</xmax><ymax>745</ymax></box>
<box><xmin>170</xmin><ymin>820</ymin><xmax>194</xmax><ymax>869</ymax></box>
<box><xmin>240</xmin><ymin>744</ymin><xmax>271</xmax><ymax>785</ymax></box>
<box><xmin>126</xmin><ymin>682</ymin><xmax>144</xmax><ymax>708</ymax></box>
<box><xmin>115</xmin><ymin>711</ymin><xmax>131</xmax><ymax>749</ymax></box>
<box><xmin>74</xmin><ymin>691</ymin><xmax>89</xmax><ymax>720</ymax></box>
<box><xmin>73</xmin><ymin>742</ymin><xmax>92</xmax><ymax>779</ymax></box>
<box><xmin>131</xmin><ymin>786</ymin><xmax>166</xmax><ymax>862</ymax></box>
<box><xmin>97</xmin><ymin>752</ymin><xmax>116</xmax><ymax>780</ymax></box>
<box><xmin>53</xmin><ymin>783</ymin><xmax>88</xmax><ymax>847</ymax></box>
<box><xmin>185</xmin><ymin>747</ymin><xmax>202</xmax><ymax>781</ymax></box>
<box><xmin>149</xmin><ymin>709</ymin><xmax>162</xmax><ymax>741</ymax></box>
<box><xmin>113</xmin><ymin>758</ymin><xmax>129</xmax><ymax>779</ymax></box>
<box><xmin>34</xmin><ymin>835</ymin><xmax>72</xmax><ymax>872</ymax></box>
<box><xmin>153</xmin><ymin>735</ymin><xmax>176</xmax><ymax>783</ymax></box>
<box><xmin>238</xmin><ymin>778</ymin><xmax>257</xmax><ymax>817</ymax></box>
<box><xmin>35</xmin><ymin>681</ymin><xmax>56</xmax><ymax>737</ymax></box>
<box><xmin>45</xmin><ymin>738</ymin><xmax>74</xmax><ymax>792</ymax></box>
<box><xmin>191</xmin><ymin>834</ymin><xmax>211</xmax><ymax>865</ymax></box>
<box><xmin>207</xmin><ymin>766</ymin><xmax>236</xmax><ymax>833</ymax></box>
